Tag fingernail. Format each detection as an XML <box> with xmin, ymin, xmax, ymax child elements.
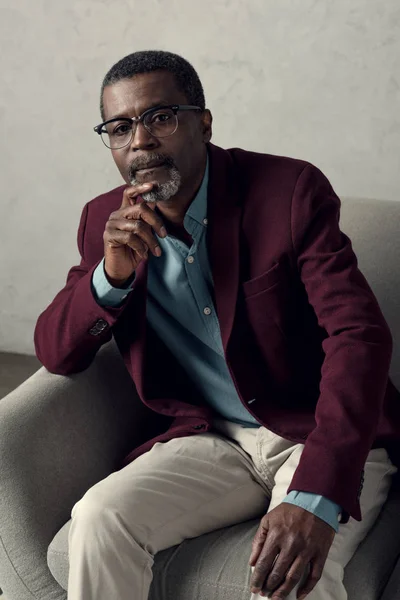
<box><xmin>160</xmin><ymin>226</ymin><xmax>167</xmax><ymax>237</ymax></box>
<box><xmin>155</xmin><ymin>246</ymin><xmax>162</xmax><ymax>257</ymax></box>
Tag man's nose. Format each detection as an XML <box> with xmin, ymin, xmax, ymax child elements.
<box><xmin>130</xmin><ymin>121</ymin><xmax>158</xmax><ymax>151</ymax></box>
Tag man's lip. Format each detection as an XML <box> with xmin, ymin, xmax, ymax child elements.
<box><xmin>136</xmin><ymin>162</ymin><xmax>166</xmax><ymax>173</ymax></box>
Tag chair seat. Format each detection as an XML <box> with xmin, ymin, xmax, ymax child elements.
<box><xmin>48</xmin><ymin>488</ymin><xmax>400</xmax><ymax>600</ymax></box>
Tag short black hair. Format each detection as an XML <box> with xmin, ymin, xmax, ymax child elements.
<box><xmin>100</xmin><ymin>50</ymin><xmax>206</xmax><ymax>120</ymax></box>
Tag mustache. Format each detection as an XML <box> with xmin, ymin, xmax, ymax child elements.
<box><xmin>128</xmin><ymin>153</ymin><xmax>176</xmax><ymax>180</ymax></box>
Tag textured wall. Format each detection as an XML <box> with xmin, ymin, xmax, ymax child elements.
<box><xmin>0</xmin><ymin>0</ymin><xmax>399</xmax><ymax>354</ymax></box>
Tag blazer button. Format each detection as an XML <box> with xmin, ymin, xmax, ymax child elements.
<box><xmin>193</xmin><ymin>424</ymin><xmax>206</xmax><ymax>430</ymax></box>
<box><xmin>88</xmin><ymin>319</ymin><xmax>109</xmax><ymax>336</ymax></box>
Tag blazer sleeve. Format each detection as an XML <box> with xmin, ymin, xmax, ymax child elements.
<box><xmin>287</xmin><ymin>164</ymin><xmax>393</xmax><ymax>521</ymax></box>
<box><xmin>34</xmin><ymin>202</ymin><xmax>132</xmax><ymax>375</ymax></box>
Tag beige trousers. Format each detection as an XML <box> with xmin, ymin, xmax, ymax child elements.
<box><xmin>67</xmin><ymin>419</ymin><xmax>396</xmax><ymax>600</ymax></box>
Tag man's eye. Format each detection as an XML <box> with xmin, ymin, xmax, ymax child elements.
<box><xmin>112</xmin><ymin>123</ymin><xmax>131</xmax><ymax>136</ymax></box>
<box><xmin>150</xmin><ymin>112</ymin><xmax>171</xmax><ymax>123</ymax></box>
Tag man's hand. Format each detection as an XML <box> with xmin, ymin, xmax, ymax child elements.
<box><xmin>249</xmin><ymin>503</ymin><xmax>335</xmax><ymax>599</ymax></box>
<box><xmin>103</xmin><ymin>182</ymin><xmax>167</xmax><ymax>287</ymax></box>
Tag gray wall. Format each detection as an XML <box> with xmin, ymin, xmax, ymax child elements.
<box><xmin>0</xmin><ymin>0</ymin><xmax>399</xmax><ymax>354</ymax></box>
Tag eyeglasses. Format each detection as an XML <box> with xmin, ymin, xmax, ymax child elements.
<box><xmin>94</xmin><ymin>104</ymin><xmax>202</xmax><ymax>149</ymax></box>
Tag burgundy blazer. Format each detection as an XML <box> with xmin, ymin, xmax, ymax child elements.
<box><xmin>35</xmin><ymin>143</ymin><xmax>400</xmax><ymax>522</ymax></box>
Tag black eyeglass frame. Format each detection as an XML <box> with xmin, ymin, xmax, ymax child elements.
<box><xmin>93</xmin><ymin>104</ymin><xmax>203</xmax><ymax>147</ymax></box>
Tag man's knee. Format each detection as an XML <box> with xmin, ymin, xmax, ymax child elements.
<box><xmin>70</xmin><ymin>481</ymin><xmax>132</xmax><ymax>535</ymax></box>
<box><xmin>70</xmin><ymin>479</ymin><xmax>148</xmax><ymax>541</ymax></box>
<box><xmin>71</xmin><ymin>487</ymin><xmax>110</xmax><ymax>529</ymax></box>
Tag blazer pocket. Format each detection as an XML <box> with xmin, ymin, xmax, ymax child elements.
<box><xmin>242</xmin><ymin>262</ymin><xmax>283</xmax><ymax>299</ymax></box>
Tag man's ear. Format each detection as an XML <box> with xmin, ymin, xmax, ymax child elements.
<box><xmin>202</xmin><ymin>109</ymin><xmax>213</xmax><ymax>143</ymax></box>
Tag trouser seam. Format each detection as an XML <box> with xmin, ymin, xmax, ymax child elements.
<box><xmin>256</xmin><ymin>437</ymin><xmax>275</xmax><ymax>490</ymax></box>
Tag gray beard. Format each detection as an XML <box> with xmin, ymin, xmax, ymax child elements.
<box><xmin>130</xmin><ymin>166</ymin><xmax>182</xmax><ymax>204</ymax></box>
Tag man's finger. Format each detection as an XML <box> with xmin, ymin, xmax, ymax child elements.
<box><xmin>121</xmin><ymin>183</ymin><xmax>154</xmax><ymax>207</ymax></box>
<box><xmin>267</xmin><ymin>555</ymin><xmax>308</xmax><ymax>599</ymax></box>
<box><xmin>250</xmin><ymin>539</ymin><xmax>279</xmax><ymax>594</ymax></box>
<box><xmin>249</xmin><ymin>521</ymin><xmax>268</xmax><ymax>567</ymax></box>
<box><xmin>296</xmin><ymin>558</ymin><xmax>323</xmax><ymax>600</ymax></box>
<box><xmin>136</xmin><ymin>207</ymin><xmax>168</xmax><ymax>238</ymax></box>
<box><xmin>118</xmin><ymin>204</ymin><xmax>167</xmax><ymax>239</ymax></box>
<box><xmin>264</xmin><ymin>548</ymin><xmax>298</xmax><ymax>594</ymax></box>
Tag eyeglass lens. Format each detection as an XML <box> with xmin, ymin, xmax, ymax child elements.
<box><xmin>102</xmin><ymin>107</ymin><xmax>178</xmax><ymax>148</ymax></box>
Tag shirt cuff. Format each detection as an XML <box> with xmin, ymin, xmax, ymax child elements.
<box><xmin>282</xmin><ymin>491</ymin><xmax>341</xmax><ymax>533</ymax></box>
<box><xmin>91</xmin><ymin>258</ymin><xmax>135</xmax><ymax>308</ymax></box>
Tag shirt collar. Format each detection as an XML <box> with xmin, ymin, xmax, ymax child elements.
<box><xmin>184</xmin><ymin>154</ymin><xmax>209</xmax><ymax>229</ymax></box>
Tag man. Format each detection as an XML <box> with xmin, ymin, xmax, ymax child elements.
<box><xmin>35</xmin><ymin>50</ymin><xmax>400</xmax><ymax>600</ymax></box>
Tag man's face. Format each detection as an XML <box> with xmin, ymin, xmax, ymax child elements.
<box><xmin>101</xmin><ymin>70</ymin><xmax>212</xmax><ymax>203</ymax></box>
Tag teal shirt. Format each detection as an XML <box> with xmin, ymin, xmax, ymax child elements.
<box><xmin>91</xmin><ymin>158</ymin><xmax>341</xmax><ymax>532</ymax></box>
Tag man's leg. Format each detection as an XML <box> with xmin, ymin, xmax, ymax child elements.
<box><xmin>67</xmin><ymin>431</ymin><xmax>269</xmax><ymax>600</ymax></box>
<box><xmin>254</xmin><ymin>443</ymin><xmax>397</xmax><ymax>600</ymax></box>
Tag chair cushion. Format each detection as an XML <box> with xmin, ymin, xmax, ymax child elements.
<box><xmin>48</xmin><ymin>488</ymin><xmax>400</xmax><ymax>599</ymax></box>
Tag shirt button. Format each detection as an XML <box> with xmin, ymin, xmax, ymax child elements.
<box><xmin>203</xmin><ymin>218</ymin><xmax>208</xmax><ymax>225</ymax></box>
<box><xmin>203</xmin><ymin>307</ymin><xmax>212</xmax><ymax>315</ymax></box>
<box><xmin>187</xmin><ymin>256</ymin><xmax>195</xmax><ymax>264</ymax></box>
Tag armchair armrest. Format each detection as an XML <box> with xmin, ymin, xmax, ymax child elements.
<box><xmin>0</xmin><ymin>341</ymin><xmax>149</xmax><ymax>600</ymax></box>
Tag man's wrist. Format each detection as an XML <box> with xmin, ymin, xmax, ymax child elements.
<box><xmin>104</xmin><ymin>266</ymin><xmax>136</xmax><ymax>289</ymax></box>
<box><xmin>91</xmin><ymin>258</ymin><xmax>135</xmax><ymax>308</ymax></box>
<box><xmin>282</xmin><ymin>491</ymin><xmax>341</xmax><ymax>533</ymax></box>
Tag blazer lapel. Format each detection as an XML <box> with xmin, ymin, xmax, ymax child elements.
<box><xmin>207</xmin><ymin>144</ymin><xmax>242</xmax><ymax>351</ymax></box>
